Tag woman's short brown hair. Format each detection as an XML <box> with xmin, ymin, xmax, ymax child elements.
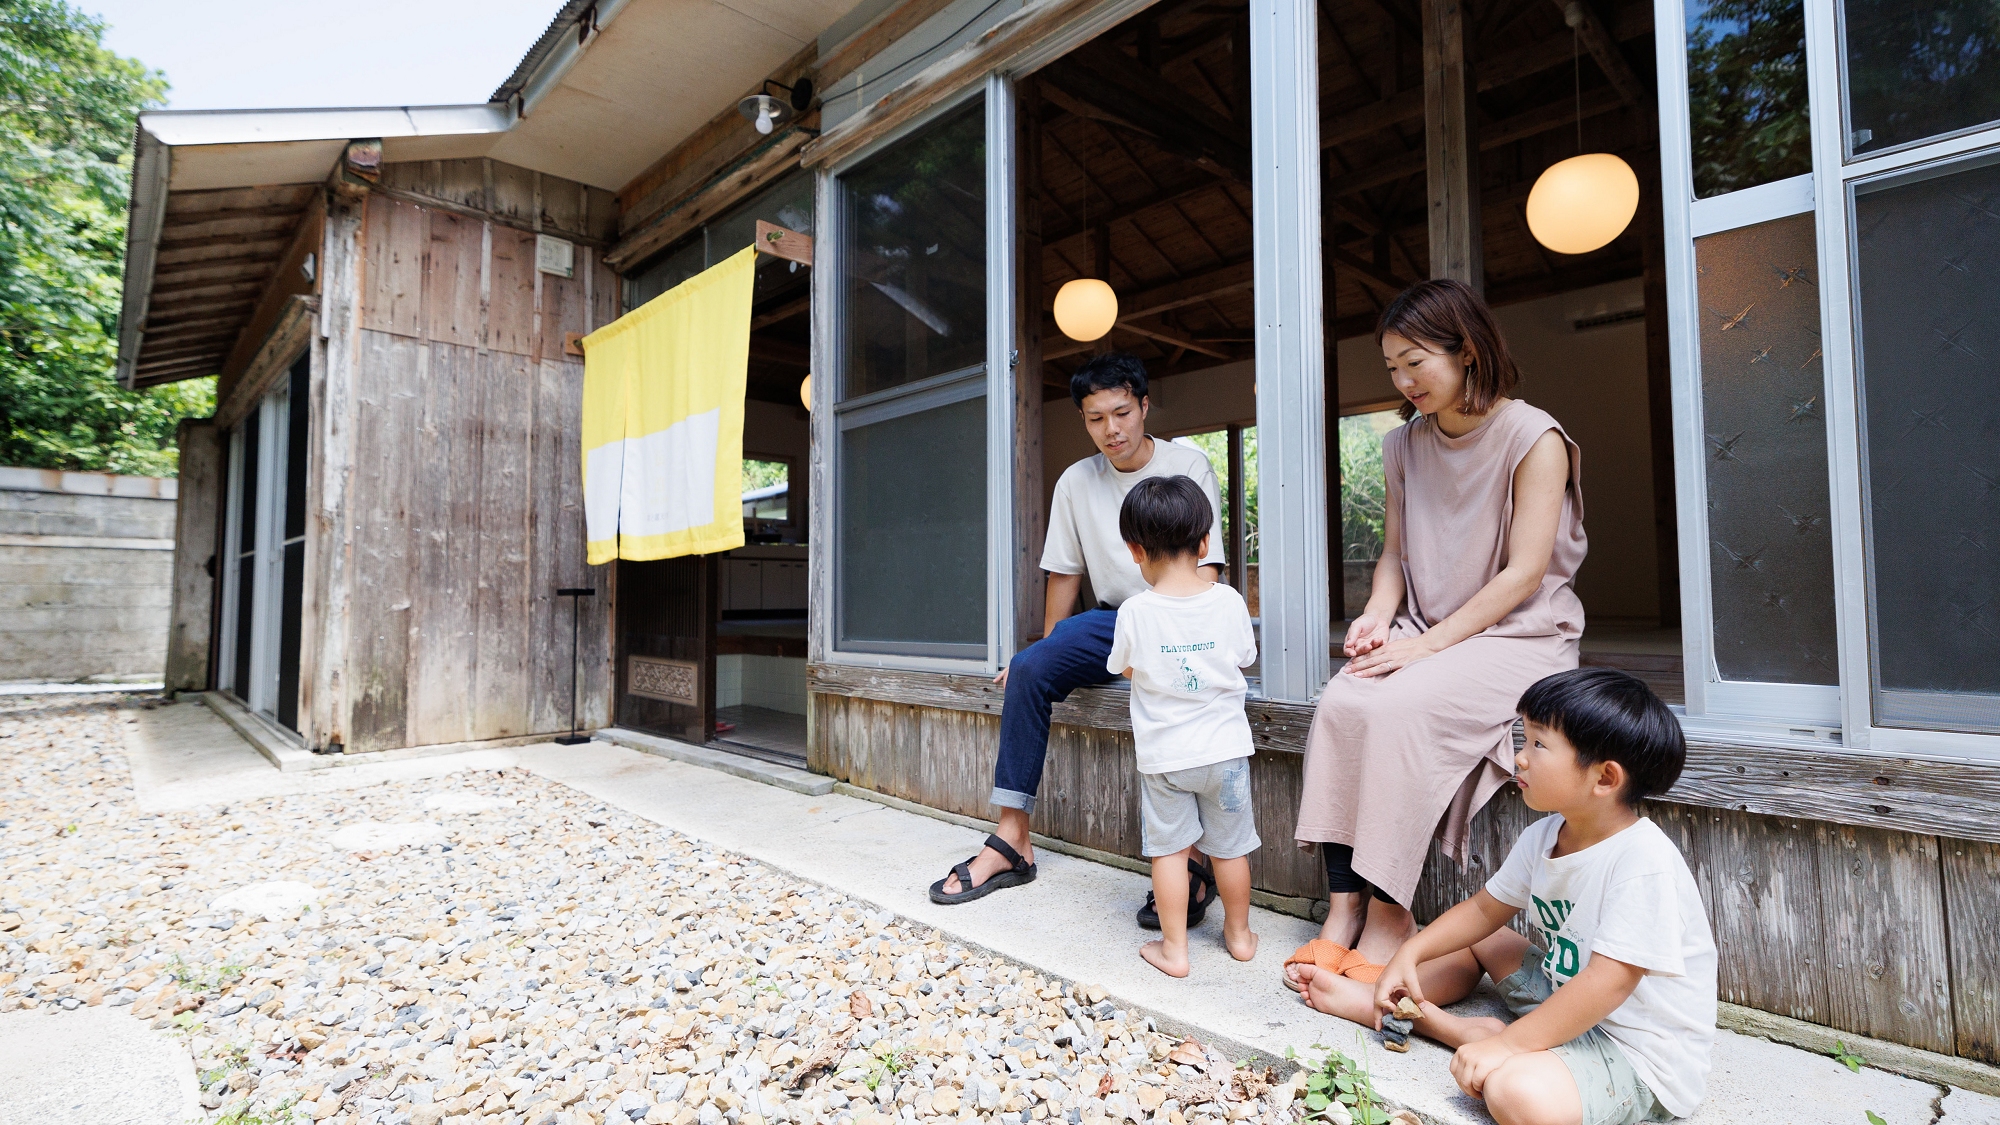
<box><xmin>1374</xmin><ymin>278</ymin><xmax>1521</xmax><ymax>419</ymax></box>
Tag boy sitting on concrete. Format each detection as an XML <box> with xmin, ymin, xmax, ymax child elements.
<box><xmin>1302</xmin><ymin>667</ymin><xmax>1715</xmax><ymax>1125</ymax></box>
<box><xmin>1108</xmin><ymin>475</ymin><xmax>1261</xmax><ymax>978</ymax></box>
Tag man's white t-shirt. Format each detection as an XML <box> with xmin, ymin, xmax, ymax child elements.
<box><xmin>1041</xmin><ymin>438</ymin><xmax>1226</xmax><ymax>609</ymax></box>
<box><xmin>1486</xmin><ymin>815</ymin><xmax>1717</xmax><ymax>1119</ymax></box>
<box><xmin>1106</xmin><ymin>583</ymin><xmax>1257</xmax><ymax>774</ymax></box>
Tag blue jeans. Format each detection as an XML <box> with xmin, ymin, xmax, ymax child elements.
<box><xmin>992</xmin><ymin>608</ymin><xmax>1120</xmax><ymax>813</ymax></box>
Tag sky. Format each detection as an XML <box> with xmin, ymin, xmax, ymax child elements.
<box><xmin>85</xmin><ymin>0</ymin><xmax>564</xmax><ymax>111</ymax></box>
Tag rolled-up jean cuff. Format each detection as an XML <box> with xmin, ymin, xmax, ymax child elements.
<box><xmin>990</xmin><ymin>787</ymin><xmax>1036</xmax><ymax>814</ymax></box>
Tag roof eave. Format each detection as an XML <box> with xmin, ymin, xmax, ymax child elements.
<box><xmin>116</xmin><ymin>128</ymin><xmax>170</xmax><ymax>390</ymax></box>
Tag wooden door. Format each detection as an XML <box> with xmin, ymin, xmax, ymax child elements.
<box><xmin>614</xmin><ymin>555</ymin><xmax>716</xmax><ymax>743</ymax></box>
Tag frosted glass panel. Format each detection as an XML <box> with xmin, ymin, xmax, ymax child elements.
<box><xmin>1687</xmin><ymin>0</ymin><xmax>1812</xmax><ymax>198</ymax></box>
<box><xmin>838</xmin><ymin>394</ymin><xmax>987</xmax><ymax>654</ymax></box>
<box><xmin>1693</xmin><ymin>213</ymin><xmax>1838</xmax><ymax>684</ymax></box>
<box><xmin>1853</xmin><ymin>156</ymin><xmax>2000</xmax><ymax>733</ymax></box>
<box><xmin>1844</xmin><ymin>0</ymin><xmax>2000</xmax><ymax>156</ymax></box>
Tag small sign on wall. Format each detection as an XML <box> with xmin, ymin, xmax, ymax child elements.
<box><xmin>536</xmin><ymin>234</ymin><xmax>575</xmax><ymax>278</ymax></box>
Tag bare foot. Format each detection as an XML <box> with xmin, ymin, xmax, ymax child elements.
<box><xmin>1407</xmin><ymin>1000</ymin><xmax>1507</xmax><ymax>1049</ymax></box>
<box><xmin>1354</xmin><ymin>899</ymin><xmax>1419</xmax><ymax>966</ymax></box>
<box><xmin>939</xmin><ymin>843</ymin><xmax>1030</xmax><ymax>895</ymax></box>
<box><xmin>1295</xmin><ymin>963</ymin><xmax>1379</xmax><ymax>1025</ymax></box>
<box><xmin>1224</xmin><ymin>926</ymin><xmax>1259</xmax><ymax>962</ymax></box>
<box><xmin>1141</xmin><ymin>939</ymin><xmax>1190</xmax><ymax>978</ymax></box>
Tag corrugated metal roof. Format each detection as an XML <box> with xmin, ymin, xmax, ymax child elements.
<box><xmin>489</xmin><ymin>0</ymin><xmax>601</xmax><ymax>105</ymax></box>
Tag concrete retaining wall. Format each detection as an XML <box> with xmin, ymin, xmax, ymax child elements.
<box><xmin>0</xmin><ymin>468</ymin><xmax>179</xmax><ymax>683</ymax></box>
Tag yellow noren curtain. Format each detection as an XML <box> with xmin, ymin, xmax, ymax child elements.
<box><xmin>580</xmin><ymin>246</ymin><xmax>757</xmax><ymax>565</ymax></box>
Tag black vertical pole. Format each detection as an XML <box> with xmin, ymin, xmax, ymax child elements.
<box><xmin>555</xmin><ymin>587</ymin><xmax>594</xmax><ymax>745</ymax></box>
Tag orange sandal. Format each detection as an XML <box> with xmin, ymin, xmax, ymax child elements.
<box><xmin>1335</xmin><ymin>947</ymin><xmax>1387</xmax><ymax>983</ymax></box>
<box><xmin>1282</xmin><ymin>938</ymin><xmax>1351</xmax><ymax>993</ymax></box>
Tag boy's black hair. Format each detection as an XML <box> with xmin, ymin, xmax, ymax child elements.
<box><xmin>1517</xmin><ymin>668</ymin><xmax>1685</xmax><ymax>806</ymax></box>
<box><xmin>1070</xmin><ymin>351</ymin><xmax>1150</xmax><ymax>408</ymax></box>
<box><xmin>1118</xmin><ymin>475</ymin><xmax>1211</xmax><ymax>561</ymax></box>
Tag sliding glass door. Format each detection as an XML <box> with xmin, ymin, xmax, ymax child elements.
<box><xmin>217</xmin><ymin>355</ymin><xmax>308</xmax><ymax>730</ymax></box>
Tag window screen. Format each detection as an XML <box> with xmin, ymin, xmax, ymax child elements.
<box><xmin>1852</xmin><ymin>155</ymin><xmax>2000</xmax><ymax>732</ymax></box>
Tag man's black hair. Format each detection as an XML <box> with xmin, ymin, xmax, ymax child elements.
<box><xmin>1118</xmin><ymin>475</ymin><xmax>1211</xmax><ymax>561</ymax></box>
<box><xmin>1517</xmin><ymin>668</ymin><xmax>1685</xmax><ymax>806</ymax></box>
<box><xmin>1070</xmin><ymin>351</ymin><xmax>1150</xmax><ymax>408</ymax></box>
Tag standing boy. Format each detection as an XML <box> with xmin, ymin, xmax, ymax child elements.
<box><xmin>1350</xmin><ymin>668</ymin><xmax>1715</xmax><ymax>1125</ymax></box>
<box><xmin>929</xmin><ymin>353</ymin><xmax>1226</xmax><ymax>925</ymax></box>
<box><xmin>1109</xmin><ymin>475</ymin><xmax>1260</xmax><ymax>977</ymax></box>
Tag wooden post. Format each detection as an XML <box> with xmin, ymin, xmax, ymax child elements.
<box><xmin>301</xmin><ymin>165</ymin><xmax>368</xmax><ymax>752</ymax></box>
<box><xmin>1015</xmin><ymin>78</ymin><xmax>1047</xmax><ymax>647</ymax></box>
<box><xmin>1639</xmin><ymin>150</ymin><xmax>1679</xmax><ymax>627</ymax></box>
<box><xmin>1322</xmin><ymin>152</ymin><xmax>1345</xmax><ymax>623</ymax></box>
<box><xmin>1421</xmin><ymin>0</ymin><xmax>1483</xmax><ymax>292</ymax></box>
<box><xmin>1227</xmin><ymin>424</ymin><xmax>1247</xmax><ymax>597</ymax></box>
<box><xmin>163</xmin><ymin>417</ymin><xmax>221</xmax><ymax>692</ymax></box>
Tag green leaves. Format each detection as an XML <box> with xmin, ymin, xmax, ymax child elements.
<box><xmin>0</xmin><ymin>1</ymin><xmax>213</xmax><ymax>475</ymax></box>
<box><xmin>1833</xmin><ymin>1040</ymin><xmax>1865</xmax><ymax>1073</ymax></box>
<box><xmin>1866</xmin><ymin>1111</ymin><xmax>1888</xmax><ymax>1125</ymax></box>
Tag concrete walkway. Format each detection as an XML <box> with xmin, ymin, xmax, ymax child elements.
<box><xmin>0</xmin><ymin>1004</ymin><xmax>199</xmax><ymax>1125</ymax></box>
<box><xmin>122</xmin><ymin>700</ymin><xmax>2000</xmax><ymax>1125</ymax></box>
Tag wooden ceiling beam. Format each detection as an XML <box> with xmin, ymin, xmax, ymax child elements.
<box><xmin>150</xmin><ymin>256</ymin><xmax>280</xmax><ymax>284</ymax></box>
<box><xmin>749</xmin><ymin>295</ymin><xmax>812</xmax><ymax>332</ymax></box>
<box><xmin>141</xmin><ymin>311</ymin><xmax>253</xmax><ymax>336</ymax></box>
<box><xmin>748</xmin><ymin>337</ymin><xmax>810</xmax><ymax>367</ymax></box>
<box><xmin>1328</xmin><ymin>244</ymin><xmax>1417</xmax><ymax>298</ymax></box>
<box><xmin>1319</xmin><ymin>8</ymin><xmax>1647</xmax><ymax>151</ymax></box>
<box><xmin>154</xmin><ymin>231</ymin><xmax>293</xmax><ymax>255</ymax></box>
<box><xmin>1041</xmin><ymin>47</ymin><xmax>1250</xmax><ymax>182</ymax></box>
<box><xmin>1555</xmin><ymin>0</ymin><xmax>1651</xmax><ymax>111</ymax></box>
<box><xmin>1114</xmin><ymin>317</ymin><xmax>1232</xmax><ymax>360</ymax></box>
<box><xmin>1326</xmin><ymin>84</ymin><xmax>1625</xmax><ymax>196</ymax></box>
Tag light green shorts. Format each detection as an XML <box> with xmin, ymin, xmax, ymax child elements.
<box><xmin>1496</xmin><ymin>945</ymin><xmax>1676</xmax><ymax>1125</ymax></box>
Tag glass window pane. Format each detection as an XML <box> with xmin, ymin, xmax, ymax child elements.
<box><xmin>1693</xmin><ymin>213</ymin><xmax>1839</xmax><ymax>684</ymax></box>
<box><xmin>626</xmin><ymin>237</ymin><xmax>704</xmax><ymax>310</ymax></box>
<box><xmin>838</xmin><ymin>394</ymin><xmax>987</xmax><ymax>653</ymax></box>
<box><xmin>1686</xmin><ymin>0</ymin><xmax>1812</xmax><ymax>199</ymax></box>
<box><xmin>841</xmin><ymin>97</ymin><xmax>986</xmax><ymax>399</ymax></box>
<box><xmin>1844</xmin><ymin>0</ymin><xmax>2000</xmax><ymax>156</ymax></box>
<box><xmin>1853</xmin><ymin>155</ymin><xmax>2000</xmax><ymax>733</ymax></box>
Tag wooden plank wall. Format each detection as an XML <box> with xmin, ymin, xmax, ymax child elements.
<box><xmin>813</xmin><ymin>689</ymin><xmax>1995</xmax><ymax>1065</ymax></box>
<box><xmin>811</xmin><ymin>693</ymin><xmax>1326</xmax><ymax>901</ymax></box>
<box><xmin>340</xmin><ymin>158</ymin><xmax>619</xmax><ymax>753</ymax></box>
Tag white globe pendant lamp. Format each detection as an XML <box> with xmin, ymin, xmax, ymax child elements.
<box><xmin>1054</xmin><ymin>278</ymin><xmax>1118</xmax><ymax>342</ymax></box>
<box><xmin>1526</xmin><ymin>152</ymin><xmax>1639</xmax><ymax>255</ymax></box>
<box><xmin>1527</xmin><ymin>3</ymin><xmax>1640</xmax><ymax>256</ymax></box>
<box><xmin>799</xmin><ymin>373</ymin><xmax>812</xmax><ymax>410</ymax></box>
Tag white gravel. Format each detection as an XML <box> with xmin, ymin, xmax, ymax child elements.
<box><xmin>1</xmin><ymin>695</ymin><xmax>1305</xmax><ymax>1125</ymax></box>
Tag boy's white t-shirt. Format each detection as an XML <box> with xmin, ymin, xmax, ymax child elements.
<box><xmin>1041</xmin><ymin>438</ymin><xmax>1226</xmax><ymax>609</ymax></box>
<box><xmin>1106</xmin><ymin>583</ymin><xmax>1257</xmax><ymax>774</ymax></box>
<box><xmin>1486</xmin><ymin>815</ymin><xmax>1718</xmax><ymax>1119</ymax></box>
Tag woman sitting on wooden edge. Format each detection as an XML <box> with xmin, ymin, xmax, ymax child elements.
<box><xmin>1285</xmin><ymin>278</ymin><xmax>1588</xmax><ymax>1001</ymax></box>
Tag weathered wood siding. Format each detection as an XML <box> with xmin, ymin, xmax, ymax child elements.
<box><xmin>336</xmin><ymin>159</ymin><xmax>619</xmax><ymax>753</ymax></box>
<box><xmin>810</xmin><ymin>672</ymin><xmax>1999</xmax><ymax>1065</ymax></box>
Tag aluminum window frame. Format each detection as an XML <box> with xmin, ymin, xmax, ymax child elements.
<box><xmin>215</xmin><ymin>384</ymin><xmax>292</xmax><ymax>717</ymax></box>
<box><xmin>1657</xmin><ymin>0</ymin><xmax>2000</xmax><ymax>760</ymax></box>
<box><xmin>815</xmin><ymin>79</ymin><xmax>1016</xmax><ymax>673</ymax></box>
<box><xmin>1811</xmin><ymin>5</ymin><xmax>2000</xmax><ymax>761</ymax></box>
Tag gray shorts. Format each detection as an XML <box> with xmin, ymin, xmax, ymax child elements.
<box><xmin>1138</xmin><ymin>758</ymin><xmax>1261</xmax><ymax>860</ymax></box>
<box><xmin>1497</xmin><ymin>946</ymin><xmax>1675</xmax><ymax>1125</ymax></box>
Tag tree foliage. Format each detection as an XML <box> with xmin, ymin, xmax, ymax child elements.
<box><xmin>0</xmin><ymin>0</ymin><xmax>212</xmax><ymax>476</ymax></box>
<box><xmin>1685</xmin><ymin>0</ymin><xmax>1812</xmax><ymax>199</ymax></box>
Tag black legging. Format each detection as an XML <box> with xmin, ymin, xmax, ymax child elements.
<box><xmin>1323</xmin><ymin>843</ymin><xmax>1399</xmax><ymax>905</ymax></box>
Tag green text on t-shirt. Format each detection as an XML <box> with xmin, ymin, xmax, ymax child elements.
<box><xmin>1532</xmin><ymin>894</ymin><xmax>1582</xmax><ymax>984</ymax></box>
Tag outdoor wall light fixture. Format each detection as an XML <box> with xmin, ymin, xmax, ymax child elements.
<box><xmin>1054</xmin><ymin>278</ymin><xmax>1118</xmax><ymax>342</ymax></box>
<box><xmin>739</xmin><ymin>78</ymin><xmax>814</xmax><ymax>136</ymax></box>
<box><xmin>1525</xmin><ymin>4</ymin><xmax>1638</xmax><ymax>255</ymax></box>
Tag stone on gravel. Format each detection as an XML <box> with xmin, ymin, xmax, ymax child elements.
<box><xmin>420</xmin><ymin>793</ymin><xmax>516</xmax><ymax>813</ymax></box>
<box><xmin>206</xmin><ymin>880</ymin><xmax>318</xmax><ymax>922</ymax></box>
<box><xmin>327</xmin><ymin>820</ymin><xmax>448</xmax><ymax>850</ymax></box>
